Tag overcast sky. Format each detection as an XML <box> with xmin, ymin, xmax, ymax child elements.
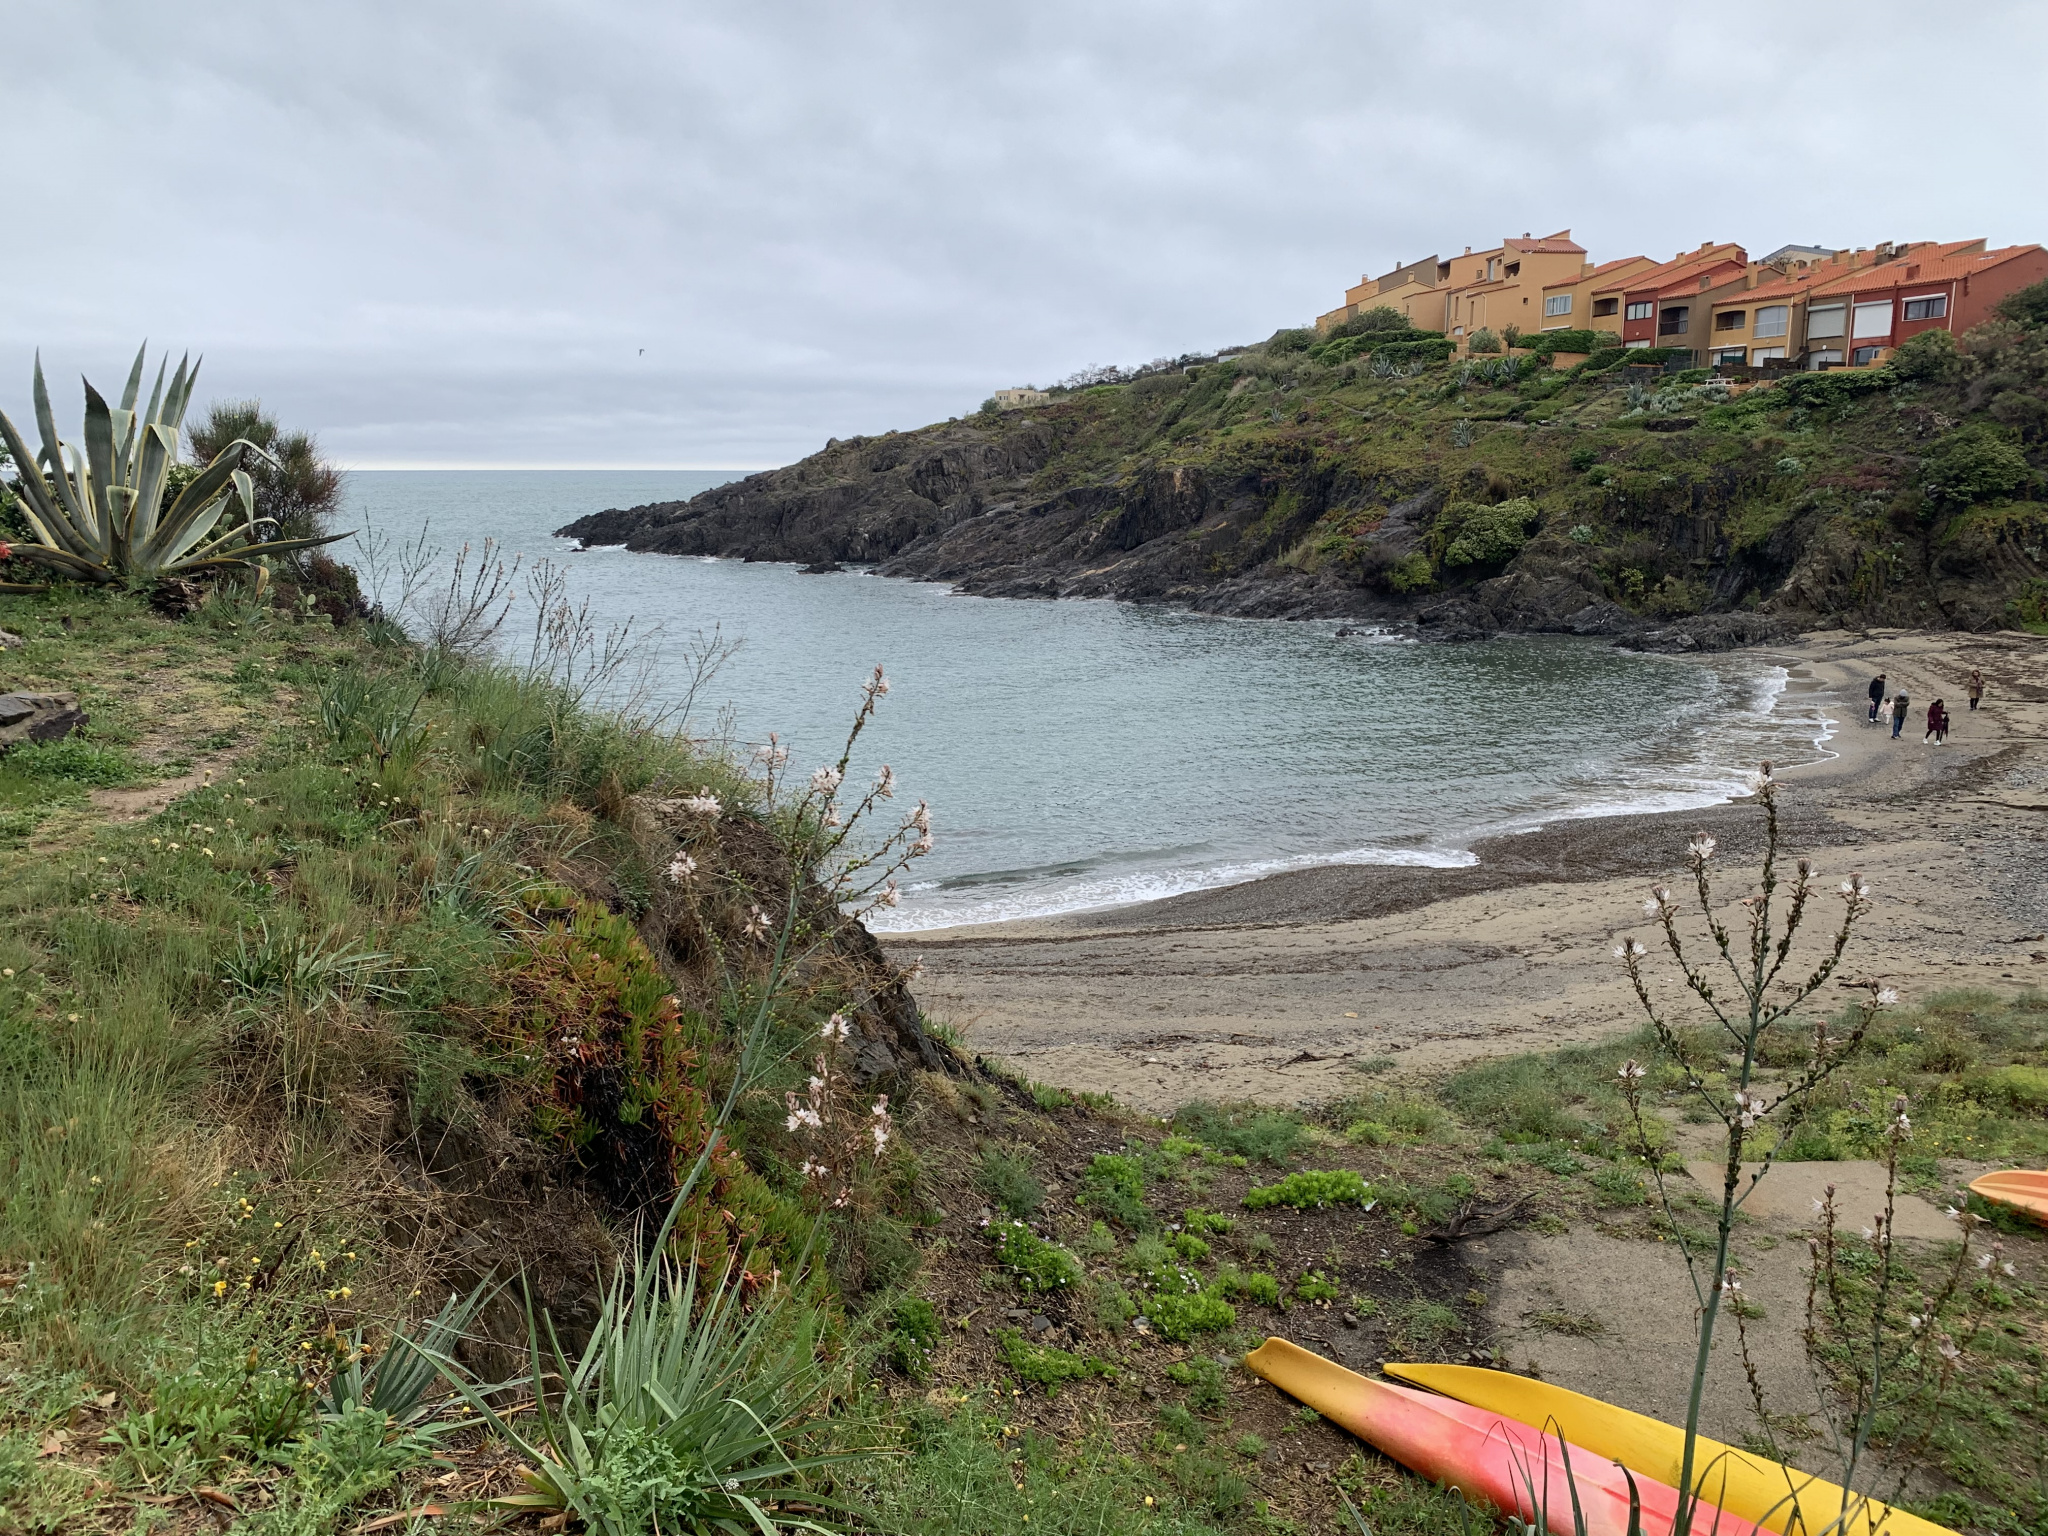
<box><xmin>6</xmin><ymin>2</ymin><xmax>2045</xmax><ymax>469</ymax></box>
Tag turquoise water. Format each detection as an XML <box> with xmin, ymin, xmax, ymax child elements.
<box><xmin>342</xmin><ymin>470</ymin><xmax>1830</xmax><ymax>931</ymax></box>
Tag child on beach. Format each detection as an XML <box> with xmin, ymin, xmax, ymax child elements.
<box><xmin>1878</xmin><ymin>696</ymin><xmax>1894</xmax><ymax>734</ymax></box>
<box><xmin>1925</xmin><ymin>699</ymin><xmax>1949</xmax><ymax>745</ymax></box>
<box><xmin>1890</xmin><ymin>692</ymin><xmax>1908</xmax><ymax>738</ymax></box>
<box><xmin>1968</xmin><ymin>669</ymin><xmax>1984</xmax><ymax>710</ymax></box>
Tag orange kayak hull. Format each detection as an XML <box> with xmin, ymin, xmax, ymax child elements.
<box><xmin>1969</xmin><ymin>1169</ymin><xmax>2048</xmax><ymax>1226</ymax></box>
<box><xmin>1245</xmin><ymin>1339</ymin><xmax>1764</xmax><ymax>1536</ymax></box>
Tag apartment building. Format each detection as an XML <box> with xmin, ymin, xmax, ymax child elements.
<box><xmin>1799</xmin><ymin>240</ymin><xmax>2048</xmax><ymax>366</ymax></box>
<box><xmin>1316</xmin><ymin>230</ymin><xmax>2046</xmax><ymax>366</ymax></box>
<box><xmin>1437</xmin><ymin>232</ymin><xmax>1593</xmax><ymax>343</ymax></box>
<box><xmin>1537</xmin><ymin>255</ymin><xmax>1657</xmax><ymax>334</ymax></box>
<box><xmin>1595</xmin><ymin>244</ymin><xmax>1750</xmax><ymax>349</ymax></box>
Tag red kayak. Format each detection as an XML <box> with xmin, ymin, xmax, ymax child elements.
<box><xmin>1246</xmin><ymin>1339</ymin><xmax>1765</xmax><ymax>1536</ymax></box>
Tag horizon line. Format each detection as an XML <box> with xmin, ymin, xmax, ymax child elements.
<box><xmin>337</xmin><ymin>461</ymin><xmax>774</xmax><ymax>473</ymax></box>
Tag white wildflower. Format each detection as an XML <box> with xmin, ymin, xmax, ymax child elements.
<box><xmin>1642</xmin><ymin>898</ymin><xmax>1660</xmax><ymax>916</ymax></box>
<box><xmin>664</xmin><ymin>854</ymin><xmax>697</xmax><ymax>884</ymax></box>
<box><xmin>870</xmin><ymin>1094</ymin><xmax>893</xmax><ymax>1154</ymax></box>
<box><xmin>1861</xmin><ymin>1226</ymin><xmax>1875</xmax><ymax>1241</ymax></box>
<box><xmin>2002</xmin><ymin>1261</ymin><xmax>2017</xmax><ymax>1278</ymax></box>
<box><xmin>1732</xmin><ymin>1091</ymin><xmax>1761</xmax><ymax>1129</ymax></box>
<box><xmin>681</xmin><ymin>791</ymin><xmax>723</xmax><ymax>820</ymax></box>
<box><xmin>911</xmin><ymin>801</ymin><xmax>931</xmax><ymax>832</ymax></box>
<box><xmin>1812</xmin><ymin>1198</ymin><xmax>1827</xmax><ymax>1215</ymax></box>
<box><xmin>1908</xmin><ymin>1314</ymin><xmax>1924</xmax><ymax>1330</ymax></box>
<box><xmin>875</xmin><ymin>764</ymin><xmax>896</xmax><ymax>800</ymax></box>
<box><xmin>1937</xmin><ymin>1338</ymin><xmax>1961</xmax><ymax>1363</ymax></box>
<box><xmin>821</xmin><ymin>1013</ymin><xmax>851</xmax><ymax>1043</ymax></box>
<box><xmin>752</xmin><ymin>735</ymin><xmax>790</xmax><ymax>770</ymax></box>
<box><xmin>811</xmin><ymin>765</ymin><xmax>843</xmax><ymax>794</ymax></box>
<box><xmin>864</xmin><ymin>666</ymin><xmax>891</xmax><ymax>699</ymax></box>
<box><xmin>878</xmin><ymin>881</ymin><xmax>901</xmax><ymax>908</ymax></box>
<box><xmin>1617</xmin><ymin>1060</ymin><xmax>1646</xmax><ymax>1082</ymax></box>
<box><xmin>823</xmin><ymin>806</ymin><xmax>842</xmax><ymax>827</ymax></box>
<box><xmin>1976</xmin><ymin>1252</ymin><xmax>1994</xmax><ymax>1270</ymax></box>
<box><xmin>1944</xmin><ymin>1206</ymin><xmax>1961</xmax><ymax>1221</ymax></box>
<box><xmin>745</xmin><ymin>905</ymin><xmax>770</xmax><ymax>940</ymax></box>
<box><xmin>784</xmin><ymin>1106</ymin><xmax>822</xmax><ymax>1133</ymax></box>
<box><xmin>912</xmin><ymin>834</ymin><xmax>934</xmax><ymax>856</ymax></box>
<box><xmin>1875</xmin><ymin>987</ymin><xmax>1899</xmax><ymax>1007</ymax></box>
<box><xmin>1688</xmin><ymin>833</ymin><xmax>1717</xmax><ymax>862</ymax></box>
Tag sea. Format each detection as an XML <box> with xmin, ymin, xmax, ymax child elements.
<box><xmin>341</xmin><ymin>469</ymin><xmax>1834</xmax><ymax>933</ymax></box>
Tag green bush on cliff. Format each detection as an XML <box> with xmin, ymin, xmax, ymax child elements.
<box><xmin>1438</xmin><ymin>497</ymin><xmax>1539</xmax><ymax>569</ymax></box>
<box><xmin>1919</xmin><ymin>424</ymin><xmax>2035</xmax><ymax>510</ymax></box>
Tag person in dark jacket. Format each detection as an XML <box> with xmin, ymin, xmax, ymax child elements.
<box><xmin>1868</xmin><ymin>673</ymin><xmax>1887</xmax><ymax>723</ymax></box>
<box><xmin>1891</xmin><ymin>691</ymin><xmax>1909</xmax><ymax>738</ymax></box>
<box><xmin>1925</xmin><ymin>699</ymin><xmax>1949</xmax><ymax>745</ymax></box>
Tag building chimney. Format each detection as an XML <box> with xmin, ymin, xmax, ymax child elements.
<box><xmin>1904</xmin><ymin>263</ymin><xmax>1920</xmax><ymax>279</ymax></box>
<box><xmin>1464</xmin><ymin>246</ymin><xmax>1472</xmax><ymax>255</ymax></box>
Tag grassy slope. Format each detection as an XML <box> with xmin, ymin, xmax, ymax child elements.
<box><xmin>900</xmin><ymin>319</ymin><xmax>2048</xmax><ymax>631</ymax></box>
<box><xmin>2</xmin><ymin>587</ymin><xmax>2044</xmax><ymax>1536</ymax></box>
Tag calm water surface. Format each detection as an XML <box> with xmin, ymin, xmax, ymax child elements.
<box><xmin>342</xmin><ymin>470</ymin><xmax>1831</xmax><ymax>931</ymax></box>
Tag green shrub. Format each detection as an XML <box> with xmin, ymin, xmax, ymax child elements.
<box><xmin>1386</xmin><ymin>550</ymin><xmax>1436</xmax><ymax>593</ymax></box>
<box><xmin>1995</xmin><ymin>279</ymin><xmax>2048</xmax><ymax>330</ymax></box>
<box><xmin>1984</xmin><ymin>1064</ymin><xmax>2048</xmax><ymax>1111</ymax></box>
<box><xmin>1588</xmin><ymin>1164</ymin><xmax>1648</xmax><ymax>1207</ymax></box>
<box><xmin>887</xmin><ymin>1297</ymin><xmax>943</xmax><ymax>1378</ymax></box>
<box><xmin>1171</xmin><ymin>1231</ymin><xmax>1212</xmax><ymax>1262</ymax></box>
<box><xmin>1078</xmin><ymin>1152</ymin><xmax>1156</xmax><ymax>1230</ymax></box>
<box><xmin>976</xmin><ymin>1145</ymin><xmax>1045</xmax><ymax>1219</ymax></box>
<box><xmin>1891</xmin><ymin>329</ymin><xmax>1964</xmax><ymax>384</ymax></box>
<box><xmin>1295</xmin><ymin>1271</ymin><xmax>1340</xmax><ymax>1302</ymax></box>
<box><xmin>1525</xmin><ymin>329</ymin><xmax>1613</xmax><ymax>357</ymax></box>
<box><xmin>1266</xmin><ymin>328</ymin><xmax>1316</xmax><ymax>354</ymax></box>
<box><xmin>1216</xmin><ymin>1267</ymin><xmax>1281</xmax><ymax>1306</ymax></box>
<box><xmin>1173</xmin><ymin>1103</ymin><xmax>1305</xmax><ymax>1164</ymax></box>
<box><xmin>1243</xmin><ymin>1169</ymin><xmax>1372</xmax><ymax>1209</ymax></box>
<box><xmin>1330</xmin><ymin>306</ymin><xmax>1411</xmax><ymax>338</ymax></box>
<box><xmin>993</xmin><ymin>1222</ymin><xmax>1083</xmax><ymax>1292</ymax></box>
<box><xmin>1920</xmin><ymin>424</ymin><xmax>2035</xmax><ymax>510</ymax></box>
<box><xmin>0</xmin><ymin>737</ymin><xmax>140</xmax><ymax>788</ymax></box>
<box><xmin>1181</xmin><ymin>1208</ymin><xmax>1233</xmax><ymax>1236</ymax></box>
<box><xmin>996</xmin><ymin>1331</ymin><xmax>1115</xmax><ymax>1397</ymax></box>
<box><xmin>1166</xmin><ymin>1357</ymin><xmax>1229</xmax><ymax>1415</ymax></box>
<box><xmin>1439</xmin><ymin>497</ymin><xmax>1539</xmax><ymax>569</ymax></box>
<box><xmin>1467</xmin><ymin>328</ymin><xmax>1502</xmax><ymax>354</ymax></box>
<box><xmin>1146</xmin><ymin>1289</ymin><xmax>1236</xmax><ymax>1342</ymax></box>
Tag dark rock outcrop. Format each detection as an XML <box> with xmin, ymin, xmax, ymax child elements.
<box><xmin>0</xmin><ymin>692</ymin><xmax>88</xmax><ymax>751</ymax></box>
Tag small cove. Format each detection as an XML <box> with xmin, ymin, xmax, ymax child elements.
<box><xmin>344</xmin><ymin>469</ymin><xmax>1832</xmax><ymax>931</ymax></box>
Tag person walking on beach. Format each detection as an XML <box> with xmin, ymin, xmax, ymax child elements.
<box><xmin>1868</xmin><ymin>673</ymin><xmax>1887</xmax><ymax>724</ymax></box>
<box><xmin>1968</xmin><ymin>669</ymin><xmax>1984</xmax><ymax>711</ymax></box>
<box><xmin>1878</xmin><ymin>695</ymin><xmax>1893</xmax><ymax>734</ymax></box>
<box><xmin>1891</xmin><ymin>690</ymin><xmax>1909</xmax><ymax>739</ymax></box>
<box><xmin>1926</xmin><ymin>699</ymin><xmax>1949</xmax><ymax>745</ymax></box>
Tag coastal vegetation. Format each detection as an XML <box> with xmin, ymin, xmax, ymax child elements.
<box><xmin>4</xmin><ymin>359</ymin><xmax>2045</xmax><ymax>1534</ymax></box>
<box><xmin>2</xmin><ymin>563</ymin><xmax>2042</xmax><ymax>1533</ymax></box>
<box><xmin>560</xmin><ymin>281</ymin><xmax>2048</xmax><ymax>642</ymax></box>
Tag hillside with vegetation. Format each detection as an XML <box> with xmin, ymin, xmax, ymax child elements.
<box><xmin>563</xmin><ymin>293</ymin><xmax>2048</xmax><ymax>646</ymax></box>
<box><xmin>4</xmin><ymin>346</ymin><xmax>2047</xmax><ymax>1536</ymax></box>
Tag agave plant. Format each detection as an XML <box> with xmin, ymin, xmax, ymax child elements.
<box><xmin>0</xmin><ymin>344</ymin><xmax>348</xmax><ymax>592</ymax></box>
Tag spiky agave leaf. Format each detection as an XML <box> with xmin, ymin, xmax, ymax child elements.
<box><xmin>1</xmin><ymin>345</ymin><xmax>342</xmax><ymax>591</ymax></box>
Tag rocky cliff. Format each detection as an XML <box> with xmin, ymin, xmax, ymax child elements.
<box><xmin>562</xmin><ymin>310</ymin><xmax>2048</xmax><ymax>648</ymax></box>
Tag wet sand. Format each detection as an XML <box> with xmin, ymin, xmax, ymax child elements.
<box><xmin>885</xmin><ymin>629</ymin><xmax>2048</xmax><ymax>1111</ymax></box>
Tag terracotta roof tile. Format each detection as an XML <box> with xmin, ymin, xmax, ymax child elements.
<box><xmin>1806</xmin><ymin>243</ymin><xmax>2043</xmax><ymax>298</ymax></box>
<box><xmin>1543</xmin><ymin>255</ymin><xmax>1651</xmax><ymax>291</ymax></box>
<box><xmin>1592</xmin><ymin>246</ymin><xmax>1745</xmax><ymax>294</ymax></box>
<box><xmin>1505</xmin><ymin>236</ymin><xmax>1587</xmax><ymax>255</ymax></box>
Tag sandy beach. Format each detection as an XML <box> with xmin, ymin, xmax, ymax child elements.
<box><xmin>886</xmin><ymin>629</ymin><xmax>2048</xmax><ymax>1111</ymax></box>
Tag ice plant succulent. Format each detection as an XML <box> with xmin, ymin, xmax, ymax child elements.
<box><xmin>0</xmin><ymin>344</ymin><xmax>348</xmax><ymax>591</ymax></box>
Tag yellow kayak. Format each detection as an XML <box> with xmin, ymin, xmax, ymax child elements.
<box><xmin>1969</xmin><ymin>1169</ymin><xmax>2048</xmax><ymax>1227</ymax></box>
<box><xmin>1383</xmin><ymin>1363</ymin><xmax>1955</xmax><ymax>1536</ymax></box>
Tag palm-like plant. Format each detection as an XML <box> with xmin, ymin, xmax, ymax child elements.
<box><xmin>0</xmin><ymin>344</ymin><xmax>348</xmax><ymax>593</ymax></box>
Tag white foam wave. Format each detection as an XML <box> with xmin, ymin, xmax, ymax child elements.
<box><xmin>868</xmin><ymin>842</ymin><xmax>1475</xmax><ymax>932</ymax></box>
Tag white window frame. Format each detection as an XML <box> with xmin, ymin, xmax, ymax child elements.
<box><xmin>1901</xmin><ymin>293</ymin><xmax>1948</xmax><ymax>322</ymax></box>
<box><xmin>1712</xmin><ymin>348</ymin><xmax>1747</xmax><ymax>366</ymax></box>
<box><xmin>1852</xmin><ymin>300</ymin><xmax>1894</xmax><ymax>339</ymax></box>
<box><xmin>1807</xmin><ymin>349</ymin><xmax>1844</xmax><ymax>369</ymax></box>
<box><xmin>1750</xmin><ymin>346</ymin><xmax>1786</xmax><ymax>364</ymax></box>
<box><xmin>1624</xmin><ymin>339</ymin><xmax>1651</xmax><ymax>350</ymax></box>
<box><xmin>1806</xmin><ymin>304</ymin><xmax>1847</xmax><ymax>339</ymax></box>
<box><xmin>1753</xmin><ymin>305</ymin><xmax>1789</xmax><ymax>339</ymax></box>
<box><xmin>1624</xmin><ymin>300</ymin><xmax>1654</xmax><ymax>321</ymax></box>
<box><xmin>1715</xmin><ymin>310</ymin><xmax>1746</xmax><ymax>332</ymax></box>
<box><xmin>1544</xmin><ymin>294</ymin><xmax>1572</xmax><ymax>317</ymax></box>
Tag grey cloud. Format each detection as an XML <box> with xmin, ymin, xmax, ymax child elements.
<box><xmin>5</xmin><ymin>0</ymin><xmax>2044</xmax><ymax>466</ymax></box>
